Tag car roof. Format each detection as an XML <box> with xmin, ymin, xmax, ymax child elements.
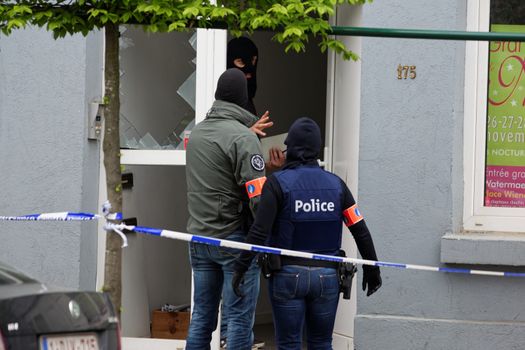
<box><xmin>0</xmin><ymin>261</ymin><xmax>49</xmax><ymax>299</ymax></box>
<box><xmin>0</xmin><ymin>261</ymin><xmax>39</xmax><ymax>285</ymax></box>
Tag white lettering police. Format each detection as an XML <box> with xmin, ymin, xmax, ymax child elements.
<box><xmin>295</xmin><ymin>199</ymin><xmax>335</xmax><ymax>213</ymax></box>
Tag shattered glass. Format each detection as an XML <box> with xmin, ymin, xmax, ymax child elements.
<box><xmin>119</xmin><ymin>28</ymin><xmax>197</xmax><ymax>150</ymax></box>
<box><xmin>138</xmin><ymin>132</ymin><xmax>161</xmax><ymax>150</ymax></box>
<box><xmin>177</xmin><ymin>71</ymin><xmax>196</xmax><ymax>111</ymax></box>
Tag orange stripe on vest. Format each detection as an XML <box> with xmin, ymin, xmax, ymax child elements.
<box><xmin>245</xmin><ymin>177</ymin><xmax>267</xmax><ymax>198</ymax></box>
<box><xmin>343</xmin><ymin>204</ymin><xmax>363</xmax><ymax>226</ymax></box>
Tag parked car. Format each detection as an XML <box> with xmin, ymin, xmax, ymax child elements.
<box><xmin>0</xmin><ymin>261</ymin><xmax>120</xmax><ymax>350</ymax></box>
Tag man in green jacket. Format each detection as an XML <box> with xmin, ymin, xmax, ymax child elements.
<box><xmin>185</xmin><ymin>68</ymin><xmax>266</xmax><ymax>350</ymax></box>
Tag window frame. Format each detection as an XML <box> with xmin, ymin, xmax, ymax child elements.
<box><xmin>120</xmin><ymin>29</ymin><xmax>227</xmax><ymax>166</ymax></box>
<box><xmin>463</xmin><ymin>0</ymin><xmax>525</xmax><ymax>232</ymax></box>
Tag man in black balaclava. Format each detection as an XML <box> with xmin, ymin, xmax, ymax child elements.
<box><xmin>227</xmin><ymin>37</ymin><xmax>259</xmax><ymax>115</ymax></box>
<box><xmin>185</xmin><ymin>68</ymin><xmax>265</xmax><ymax>350</ymax></box>
<box><xmin>231</xmin><ymin>117</ymin><xmax>382</xmax><ymax>349</ymax></box>
<box><xmin>228</xmin><ymin>36</ymin><xmax>285</xmax><ymax>173</ymax></box>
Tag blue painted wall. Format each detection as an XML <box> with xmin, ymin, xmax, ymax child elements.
<box><xmin>0</xmin><ymin>28</ymin><xmax>103</xmax><ymax>290</ymax></box>
<box><xmin>355</xmin><ymin>1</ymin><xmax>525</xmax><ymax>348</ymax></box>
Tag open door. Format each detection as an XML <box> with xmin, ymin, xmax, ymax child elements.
<box><xmin>96</xmin><ymin>26</ymin><xmax>226</xmax><ymax>349</ymax></box>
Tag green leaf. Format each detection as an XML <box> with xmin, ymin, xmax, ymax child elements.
<box><xmin>285</xmin><ymin>41</ymin><xmax>305</xmax><ymax>53</ymax></box>
<box><xmin>283</xmin><ymin>26</ymin><xmax>303</xmax><ymax>38</ymax></box>
<box><xmin>168</xmin><ymin>21</ymin><xmax>185</xmax><ymax>32</ymax></box>
<box><xmin>136</xmin><ymin>4</ymin><xmax>151</xmax><ymax>13</ymax></box>
<box><xmin>183</xmin><ymin>7</ymin><xmax>200</xmax><ymax>18</ymax></box>
<box><xmin>10</xmin><ymin>5</ymin><xmax>32</xmax><ymax>15</ymax></box>
<box><xmin>229</xmin><ymin>29</ymin><xmax>243</xmax><ymax>37</ymax></box>
<box><xmin>251</xmin><ymin>15</ymin><xmax>273</xmax><ymax>29</ymax></box>
<box><xmin>121</xmin><ymin>12</ymin><xmax>132</xmax><ymax>23</ymax></box>
<box><xmin>47</xmin><ymin>21</ymin><xmax>61</xmax><ymax>31</ymax></box>
<box><xmin>88</xmin><ymin>9</ymin><xmax>100</xmax><ymax>18</ymax></box>
<box><xmin>268</xmin><ymin>4</ymin><xmax>288</xmax><ymax>16</ymax></box>
<box><xmin>210</xmin><ymin>7</ymin><xmax>236</xmax><ymax>19</ymax></box>
<box><xmin>108</xmin><ymin>13</ymin><xmax>119</xmax><ymax>24</ymax></box>
<box><xmin>140</xmin><ymin>4</ymin><xmax>161</xmax><ymax>13</ymax></box>
<box><xmin>7</xmin><ymin>18</ymin><xmax>25</xmax><ymax>30</ymax></box>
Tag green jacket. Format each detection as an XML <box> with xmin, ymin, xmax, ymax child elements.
<box><xmin>186</xmin><ymin>100</ymin><xmax>265</xmax><ymax>237</ymax></box>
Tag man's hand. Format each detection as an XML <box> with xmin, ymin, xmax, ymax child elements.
<box><xmin>265</xmin><ymin>147</ymin><xmax>286</xmax><ymax>171</ymax></box>
<box><xmin>232</xmin><ymin>271</ymin><xmax>245</xmax><ymax>298</ymax></box>
<box><xmin>362</xmin><ymin>266</ymin><xmax>382</xmax><ymax>297</ymax></box>
<box><xmin>250</xmin><ymin>111</ymin><xmax>273</xmax><ymax>137</ymax></box>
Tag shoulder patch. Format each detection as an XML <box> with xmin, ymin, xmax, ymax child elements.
<box><xmin>250</xmin><ymin>154</ymin><xmax>265</xmax><ymax>171</ymax></box>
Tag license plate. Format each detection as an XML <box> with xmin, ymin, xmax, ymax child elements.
<box><xmin>39</xmin><ymin>333</ymin><xmax>99</xmax><ymax>350</ymax></box>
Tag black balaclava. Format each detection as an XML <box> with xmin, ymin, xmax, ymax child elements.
<box><xmin>214</xmin><ymin>68</ymin><xmax>249</xmax><ymax>110</ymax></box>
<box><xmin>284</xmin><ymin>117</ymin><xmax>322</xmax><ymax>168</ymax></box>
<box><xmin>227</xmin><ymin>37</ymin><xmax>258</xmax><ymax>113</ymax></box>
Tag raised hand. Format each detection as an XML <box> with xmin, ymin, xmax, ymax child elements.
<box><xmin>250</xmin><ymin>111</ymin><xmax>273</xmax><ymax>137</ymax></box>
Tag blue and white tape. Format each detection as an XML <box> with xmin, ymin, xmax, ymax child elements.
<box><xmin>2</xmin><ymin>210</ymin><xmax>524</xmax><ymax>278</ymax></box>
<box><xmin>105</xmin><ymin>223</ymin><xmax>525</xmax><ymax>278</ymax></box>
<box><xmin>0</xmin><ymin>212</ymin><xmax>101</xmax><ymax>221</ymax></box>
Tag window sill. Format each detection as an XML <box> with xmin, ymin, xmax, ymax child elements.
<box><xmin>120</xmin><ymin>149</ymin><xmax>186</xmax><ymax>166</ymax></box>
<box><xmin>440</xmin><ymin>232</ymin><xmax>525</xmax><ymax>266</ymax></box>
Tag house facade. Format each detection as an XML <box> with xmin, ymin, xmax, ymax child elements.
<box><xmin>1</xmin><ymin>0</ymin><xmax>524</xmax><ymax>349</ymax></box>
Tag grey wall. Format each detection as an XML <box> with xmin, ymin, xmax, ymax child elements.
<box><xmin>355</xmin><ymin>0</ymin><xmax>525</xmax><ymax>349</ymax></box>
<box><xmin>0</xmin><ymin>28</ymin><xmax>102</xmax><ymax>290</ymax></box>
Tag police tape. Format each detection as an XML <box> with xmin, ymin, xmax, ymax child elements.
<box><xmin>0</xmin><ymin>209</ymin><xmax>126</xmax><ymax>246</ymax></box>
<box><xmin>104</xmin><ymin>223</ymin><xmax>525</xmax><ymax>278</ymax></box>
<box><xmin>0</xmin><ymin>212</ymin><xmax>101</xmax><ymax>221</ymax></box>
<box><xmin>2</xmin><ymin>211</ymin><xmax>524</xmax><ymax>278</ymax></box>
<box><xmin>0</xmin><ymin>212</ymin><xmax>122</xmax><ymax>221</ymax></box>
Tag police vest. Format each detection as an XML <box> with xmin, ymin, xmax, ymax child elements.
<box><xmin>270</xmin><ymin>165</ymin><xmax>343</xmax><ymax>254</ymax></box>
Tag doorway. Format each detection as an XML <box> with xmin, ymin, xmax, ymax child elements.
<box><xmin>114</xmin><ymin>26</ymin><xmax>334</xmax><ymax>349</ymax></box>
<box><xmin>245</xmin><ymin>32</ymin><xmax>329</xmax><ymax>347</ymax></box>
<box><xmin>249</xmin><ymin>31</ymin><xmax>327</xmax><ymax>148</ymax></box>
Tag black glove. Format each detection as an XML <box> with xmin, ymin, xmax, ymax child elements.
<box><xmin>362</xmin><ymin>266</ymin><xmax>382</xmax><ymax>297</ymax></box>
<box><xmin>232</xmin><ymin>271</ymin><xmax>245</xmax><ymax>298</ymax></box>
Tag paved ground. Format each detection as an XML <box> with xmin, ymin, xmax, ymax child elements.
<box><xmin>254</xmin><ymin>323</ymin><xmax>306</xmax><ymax>349</ymax></box>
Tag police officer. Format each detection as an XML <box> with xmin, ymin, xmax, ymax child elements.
<box><xmin>185</xmin><ymin>68</ymin><xmax>268</xmax><ymax>350</ymax></box>
<box><xmin>232</xmin><ymin>117</ymin><xmax>382</xmax><ymax>350</ymax></box>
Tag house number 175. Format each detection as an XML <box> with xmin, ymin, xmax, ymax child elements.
<box><xmin>397</xmin><ymin>65</ymin><xmax>416</xmax><ymax>79</ymax></box>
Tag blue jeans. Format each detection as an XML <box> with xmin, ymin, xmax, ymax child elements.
<box><xmin>186</xmin><ymin>231</ymin><xmax>260</xmax><ymax>350</ymax></box>
<box><xmin>269</xmin><ymin>265</ymin><xmax>340</xmax><ymax>350</ymax></box>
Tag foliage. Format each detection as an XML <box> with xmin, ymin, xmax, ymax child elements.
<box><xmin>0</xmin><ymin>0</ymin><xmax>371</xmax><ymax>60</ymax></box>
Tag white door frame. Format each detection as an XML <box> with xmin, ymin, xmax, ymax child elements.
<box><xmin>96</xmin><ymin>28</ymin><xmax>226</xmax><ymax>349</ymax></box>
<box><xmin>330</xmin><ymin>4</ymin><xmax>364</xmax><ymax>350</ymax></box>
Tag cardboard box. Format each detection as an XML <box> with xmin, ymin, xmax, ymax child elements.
<box><xmin>151</xmin><ymin>309</ymin><xmax>190</xmax><ymax>339</ymax></box>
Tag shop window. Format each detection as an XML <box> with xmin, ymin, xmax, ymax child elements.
<box><xmin>463</xmin><ymin>0</ymin><xmax>525</xmax><ymax>232</ymax></box>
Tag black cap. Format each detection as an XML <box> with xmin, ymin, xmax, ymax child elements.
<box><xmin>285</xmin><ymin>117</ymin><xmax>322</xmax><ymax>162</ymax></box>
<box><xmin>214</xmin><ymin>68</ymin><xmax>249</xmax><ymax>109</ymax></box>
